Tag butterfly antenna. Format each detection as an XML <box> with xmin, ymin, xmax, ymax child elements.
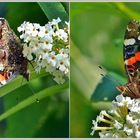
<box><xmin>98</xmin><ymin>65</ymin><xmax>121</xmax><ymax>86</ymax></box>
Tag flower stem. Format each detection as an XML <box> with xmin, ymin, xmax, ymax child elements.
<box><xmin>0</xmin><ymin>82</ymin><xmax>68</xmax><ymax>121</ymax></box>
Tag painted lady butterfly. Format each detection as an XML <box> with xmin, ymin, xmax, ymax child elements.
<box><xmin>0</xmin><ymin>18</ymin><xmax>29</xmax><ymax>87</ymax></box>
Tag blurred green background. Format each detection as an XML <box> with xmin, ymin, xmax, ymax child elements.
<box><xmin>70</xmin><ymin>2</ymin><xmax>140</xmax><ymax>138</ymax></box>
<box><xmin>0</xmin><ymin>2</ymin><xmax>69</xmax><ymax>138</ymax></box>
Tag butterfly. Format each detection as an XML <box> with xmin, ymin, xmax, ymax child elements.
<box><xmin>0</xmin><ymin>18</ymin><xmax>29</xmax><ymax>87</ymax></box>
<box><xmin>117</xmin><ymin>20</ymin><xmax>140</xmax><ymax>98</ymax></box>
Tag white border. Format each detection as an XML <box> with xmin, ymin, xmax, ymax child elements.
<box><xmin>0</xmin><ymin>0</ymin><xmax>140</xmax><ymax>2</ymax></box>
<box><xmin>0</xmin><ymin>0</ymin><xmax>139</xmax><ymax>139</ymax></box>
<box><xmin>0</xmin><ymin>139</ymin><xmax>69</xmax><ymax>140</ymax></box>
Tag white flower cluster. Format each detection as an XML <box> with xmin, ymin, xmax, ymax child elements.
<box><xmin>17</xmin><ymin>18</ymin><xmax>69</xmax><ymax>84</ymax></box>
<box><xmin>91</xmin><ymin>94</ymin><xmax>140</xmax><ymax>138</ymax></box>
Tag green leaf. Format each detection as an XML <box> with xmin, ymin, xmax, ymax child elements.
<box><xmin>61</xmin><ymin>2</ymin><xmax>69</xmax><ymax>14</ymax></box>
<box><xmin>34</xmin><ymin>101</ymin><xmax>69</xmax><ymax>137</ymax></box>
<box><xmin>6</xmin><ymin>2</ymin><xmax>47</xmax><ymax>34</ymax></box>
<box><xmin>0</xmin><ymin>82</ymin><xmax>68</xmax><ymax>122</ymax></box>
<box><xmin>5</xmin><ymin>96</ymin><xmax>68</xmax><ymax>137</ymax></box>
<box><xmin>38</xmin><ymin>2</ymin><xmax>69</xmax><ymax>24</ymax></box>
<box><xmin>3</xmin><ymin>75</ymin><xmax>68</xmax><ymax>137</ymax></box>
<box><xmin>113</xmin><ymin>3</ymin><xmax>140</xmax><ymax>21</ymax></box>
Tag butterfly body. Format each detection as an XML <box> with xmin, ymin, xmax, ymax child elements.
<box><xmin>0</xmin><ymin>18</ymin><xmax>29</xmax><ymax>87</ymax></box>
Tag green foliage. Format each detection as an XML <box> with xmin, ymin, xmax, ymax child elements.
<box><xmin>70</xmin><ymin>2</ymin><xmax>140</xmax><ymax>138</ymax></box>
<box><xmin>0</xmin><ymin>2</ymin><xmax>69</xmax><ymax>138</ymax></box>
<box><xmin>39</xmin><ymin>2</ymin><xmax>69</xmax><ymax>25</ymax></box>
<box><xmin>6</xmin><ymin>2</ymin><xmax>47</xmax><ymax>34</ymax></box>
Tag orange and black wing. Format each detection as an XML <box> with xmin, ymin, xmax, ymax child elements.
<box><xmin>123</xmin><ymin>20</ymin><xmax>140</xmax><ymax>81</ymax></box>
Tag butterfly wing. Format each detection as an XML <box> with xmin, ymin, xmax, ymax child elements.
<box><xmin>117</xmin><ymin>20</ymin><xmax>140</xmax><ymax>98</ymax></box>
<box><xmin>123</xmin><ymin>20</ymin><xmax>140</xmax><ymax>82</ymax></box>
<box><xmin>0</xmin><ymin>18</ymin><xmax>29</xmax><ymax>86</ymax></box>
<box><xmin>0</xmin><ymin>71</ymin><xmax>18</xmax><ymax>87</ymax></box>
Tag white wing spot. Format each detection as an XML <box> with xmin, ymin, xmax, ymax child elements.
<box><xmin>138</xmin><ymin>35</ymin><xmax>140</xmax><ymax>40</ymax></box>
<box><xmin>103</xmin><ymin>97</ymin><xmax>108</xmax><ymax>101</ymax></box>
<box><xmin>127</xmin><ymin>26</ymin><xmax>131</xmax><ymax>31</ymax></box>
<box><xmin>125</xmin><ymin>60</ymin><xmax>128</xmax><ymax>65</ymax></box>
<box><xmin>124</xmin><ymin>38</ymin><xmax>135</xmax><ymax>46</ymax></box>
<box><xmin>1</xmin><ymin>80</ymin><xmax>6</xmax><ymax>85</ymax></box>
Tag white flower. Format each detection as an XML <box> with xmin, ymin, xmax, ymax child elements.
<box><xmin>47</xmin><ymin>51</ymin><xmax>57</xmax><ymax>67</ymax></box>
<box><xmin>33</xmin><ymin>23</ymin><xmax>40</xmax><ymax>29</ymax></box>
<box><xmin>18</xmin><ymin>18</ymin><xmax>69</xmax><ymax>84</ymax></box>
<box><xmin>126</xmin><ymin>114</ymin><xmax>138</xmax><ymax>124</ymax></box>
<box><xmin>114</xmin><ymin>120</ymin><xmax>123</xmax><ymax>129</ymax></box>
<box><xmin>28</xmin><ymin>40</ymin><xmax>40</xmax><ymax>54</ymax></box>
<box><xmin>41</xmin><ymin>34</ymin><xmax>53</xmax><ymax>44</ymax></box>
<box><xmin>99</xmin><ymin>131</ymin><xmax>113</xmax><ymax>138</ymax></box>
<box><xmin>45</xmin><ymin>63</ymin><xmax>55</xmax><ymax>73</ymax></box>
<box><xmin>56</xmin><ymin>53</ymin><xmax>69</xmax><ymax>73</ymax></box>
<box><xmin>38</xmin><ymin>26</ymin><xmax>46</xmax><ymax>38</ymax></box>
<box><xmin>129</xmin><ymin>99</ymin><xmax>140</xmax><ymax>113</ymax></box>
<box><xmin>135</xmin><ymin>124</ymin><xmax>140</xmax><ymax>138</ymax></box>
<box><xmin>20</xmin><ymin>33</ymin><xmax>31</xmax><ymax>43</ymax></box>
<box><xmin>45</xmin><ymin>24</ymin><xmax>54</xmax><ymax>35</ymax></box>
<box><xmin>39</xmin><ymin>43</ymin><xmax>52</xmax><ymax>51</ymax></box>
<box><xmin>51</xmin><ymin>17</ymin><xmax>61</xmax><ymax>25</ymax></box>
<box><xmin>53</xmin><ymin>70</ymin><xmax>65</xmax><ymax>84</ymax></box>
<box><xmin>124</xmin><ymin>126</ymin><xmax>133</xmax><ymax>136</ymax></box>
<box><xmin>135</xmin><ymin>131</ymin><xmax>140</xmax><ymax>138</ymax></box>
<box><xmin>91</xmin><ymin>95</ymin><xmax>140</xmax><ymax>138</ymax></box>
<box><xmin>27</xmin><ymin>23</ymin><xmax>38</xmax><ymax>37</ymax></box>
<box><xmin>22</xmin><ymin>44</ymin><xmax>33</xmax><ymax>60</ymax></box>
<box><xmin>55</xmin><ymin>29</ymin><xmax>68</xmax><ymax>42</ymax></box>
<box><xmin>17</xmin><ymin>21</ymin><xmax>27</xmax><ymax>32</ymax></box>
<box><xmin>114</xmin><ymin>94</ymin><xmax>132</xmax><ymax>107</ymax></box>
<box><xmin>90</xmin><ymin>120</ymin><xmax>98</xmax><ymax>136</ymax></box>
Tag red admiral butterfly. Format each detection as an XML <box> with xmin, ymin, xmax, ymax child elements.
<box><xmin>117</xmin><ymin>20</ymin><xmax>140</xmax><ymax>98</ymax></box>
<box><xmin>0</xmin><ymin>18</ymin><xmax>29</xmax><ymax>87</ymax></box>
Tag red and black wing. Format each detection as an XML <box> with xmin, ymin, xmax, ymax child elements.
<box><xmin>123</xmin><ymin>20</ymin><xmax>140</xmax><ymax>81</ymax></box>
